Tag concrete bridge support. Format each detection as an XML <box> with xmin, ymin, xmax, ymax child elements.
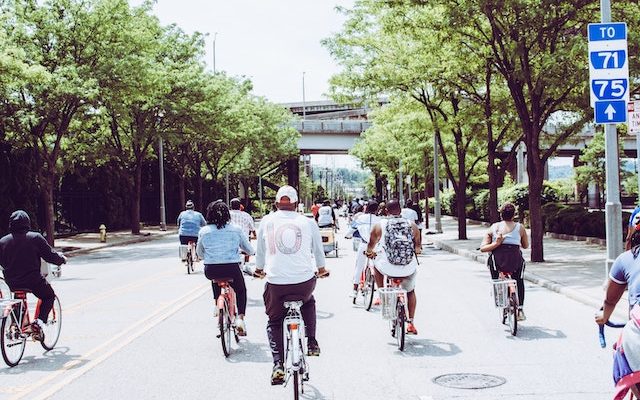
<box><xmin>286</xmin><ymin>157</ymin><xmax>300</xmax><ymax>195</ymax></box>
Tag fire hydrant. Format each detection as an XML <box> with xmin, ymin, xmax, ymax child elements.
<box><xmin>99</xmin><ymin>224</ymin><xmax>107</xmax><ymax>243</ymax></box>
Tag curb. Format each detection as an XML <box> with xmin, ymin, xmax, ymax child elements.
<box><xmin>60</xmin><ymin>230</ymin><xmax>177</xmax><ymax>257</ymax></box>
<box><xmin>431</xmin><ymin>238</ymin><xmax>623</xmax><ymax>317</ymax></box>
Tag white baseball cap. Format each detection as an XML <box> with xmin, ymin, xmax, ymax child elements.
<box><xmin>275</xmin><ymin>185</ymin><xmax>298</xmax><ymax>203</ymax></box>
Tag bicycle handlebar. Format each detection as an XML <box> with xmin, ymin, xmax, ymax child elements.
<box><xmin>598</xmin><ymin>320</ymin><xmax>627</xmax><ymax>348</ymax></box>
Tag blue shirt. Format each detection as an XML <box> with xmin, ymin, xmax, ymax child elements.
<box><xmin>196</xmin><ymin>223</ymin><xmax>255</xmax><ymax>264</ymax></box>
<box><xmin>177</xmin><ymin>210</ymin><xmax>206</xmax><ymax>237</ymax></box>
<box><xmin>629</xmin><ymin>206</ymin><xmax>640</xmax><ymax>227</ymax></box>
<box><xmin>610</xmin><ymin>250</ymin><xmax>640</xmax><ymax>307</ymax></box>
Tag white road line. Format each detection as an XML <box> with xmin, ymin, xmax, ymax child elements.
<box><xmin>10</xmin><ymin>282</ymin><xmax>210</xmax><ymax>400</ymax></box>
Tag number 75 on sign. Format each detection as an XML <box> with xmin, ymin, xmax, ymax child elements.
<box><xmin>592</xmin><ymin>79</ymin><xmax>628</xmax><ymax>100</ymax></box>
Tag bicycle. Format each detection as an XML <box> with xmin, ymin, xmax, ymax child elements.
<box><xmin>378</xmin><ymin>276</ymin><xmax>408</xmax><ymax>351</ymax></box>
<box><xmin>598</xmin><ymin>318</ymin><xmax>639</xmax><ymax>399</ymax></box>
<box><xmin>212</xmin><ymin>278</ymin><xmax>239</xmax><ymax>357</ymax></box>
<box><xmin>492</xmin><ymin>272</ymin><xmax>519</xmax><ymax>336</ymax></box>
<box><xmin>353</xmin><ymin>255</ymin><xmax>375</xmax><ymax>311</ymax></box>
<box><xmin>0</xmin><ymin>286</ymin><xmax>62</xmax><ymax>367</ymax></box>
<box><xmin>186</xmin><ymin>240</ymin><xmax>197</xmax><ymax>274</ymax></box>
<box><xmin>283</xmin><ymin>300</ymin><xmax>309</xmax><ymax>400</ymax></box>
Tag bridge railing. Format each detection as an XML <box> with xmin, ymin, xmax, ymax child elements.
<box><xmin>291</xmin><ymin>120</ymin><xmax>371</xmax><ymax>133</ymax></box>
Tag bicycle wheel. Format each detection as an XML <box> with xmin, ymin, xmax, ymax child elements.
<box><xmin>363</xmin><ymin>268</ymin><xmax>375</xmax><ymax>311</ymax></box>
<box><xmin>1</xmin><ymin>314</ymin><xmax>25</xmax><ymax>367</ymax></box>
<box><xmin>293</xmin><ymin>370</ymin><xmax>300</xmax><ymax>400</ymax></box>
<box><xmin>219</xmin><ymin>301</ymin><xmax>231</xmax><ymax>357</ymax></box>
<box><xmin>508</xmin><ymin>292</ymin><xmax>518</xmax><ymax>336</ymax></box>
<box><xmin>186</xmin><ymin>251</ymin><xmax>193</xmax><ymax>274</ymax></box>
<box><xmin>396</xmin><ymin>302</ymin><xmax>406</xmax><ymax>351</ymax></box>
<box><xmin>41</xmin><ymin>296</ymin><xmax>62</xmax><ymax>350</ymax></box>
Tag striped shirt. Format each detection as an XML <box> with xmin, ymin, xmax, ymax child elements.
<box><xmin>230</xmin><ymin>210</ymin><xmax>255</xmax><ymax>239</ymax></box>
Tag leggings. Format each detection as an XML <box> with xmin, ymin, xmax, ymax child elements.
<box><xmin>204</xmin><ymin>263</ymin><xmax>247</xmax><ymax>315</ymax></box>
<box><xmin>488</xmin><ymin>257</ymin><xmax>525</xmax><ymax>307</ymax></box>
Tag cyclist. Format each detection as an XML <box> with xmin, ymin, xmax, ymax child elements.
<box><xmin>0</xmin><ymin>210</ymin><xmax>66</xmax><ymax>341</ymax></box>
<box><xmin>229</xmin><ymin>198</ymin><xmax>256</xmax><ymax>267</ymax></box>
<box><xmin>480</xmin><ymin>202</ymin><xmax>528</xmax><ymax>321</ymax></box>
<box><xmin>401</xmin><ymin>199</ymin><xmax>419</xmax><ymax>226</ymax></box>
<box><xmin>348</xmin><ymin>201</ymin><xmax>380</xmax><ymax>298</ymax></box>
<box><xmin>177</xmin><ymin>200</ymin><xmax>206</xmax><ymax>245</ymax></box>
<box><xmin>315</xmin><ymin>199</ymin><xmax>337</xmax><ymax>229</ymax></box>
<box><xmin>365</xmin><ymin>199</ymin><xmax>421</xmax><ymax>335</ymax></box>
<box><xmin>254</xmin><ymin>185</ymin><xmax>329</xmax><ymax>385</ymax></box>
<box><xmin>596</xmin><ymin>219</ymin><xmax>640</xmax><ymax>399</ymax></box>
<box><xmin>197</xmin><ymin>201</ymin><xmax>254</xmax><ymax>336</ymax></box>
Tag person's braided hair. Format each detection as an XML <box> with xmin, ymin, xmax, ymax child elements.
<box><xmin>630</xmin><ymin>228</ymin><xmax>640</xmax><ymax>259</ymax></box>
<box><xmin>206</xmin><ymin>200</ymin><xmax>230</xmax><ymax>229</ymax></box>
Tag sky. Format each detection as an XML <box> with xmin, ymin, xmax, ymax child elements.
<box><xmin>131</xmin><ymin>0</ymin><xmax>355</xmax><ymax>103</ymax></box>
<box><xmin>132</xmin><ymin>0</ymin><xmax>360</xmax><ymax>168</ymax></box>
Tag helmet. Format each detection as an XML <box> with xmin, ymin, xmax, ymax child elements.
<box><xmin>185</xmin><ymin>200</ymin><xmax>194</xmax><ymax>209</ymax></box>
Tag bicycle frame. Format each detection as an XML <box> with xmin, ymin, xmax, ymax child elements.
<box><xmin>216</xmin><ymin>282</ymin><xmax>237</xmax><ymax>322</ymax></box>
<box><xmin>283</xmin><ymin>300</ymin><xmax>308</xmax><ymax>395</ymax></box>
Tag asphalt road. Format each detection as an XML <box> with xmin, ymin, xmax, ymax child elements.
<box><xmin>0</xmin><ymin>224</ymin><xmax>618</xmax><ymax>400</ymax></box>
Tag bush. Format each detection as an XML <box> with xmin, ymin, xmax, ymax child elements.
<box><xmin>541</xmin><ymin>202</ymin><xmax>625</xmax><ymax>239</ymax></box>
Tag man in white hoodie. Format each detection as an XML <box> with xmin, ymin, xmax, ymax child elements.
<box><xmin>255</xmin><ymin>186</ymin><xmax>329</xmax><ymax>385</ymax></box>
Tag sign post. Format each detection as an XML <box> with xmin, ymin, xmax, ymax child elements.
<box><xmin>629</xmin><ymin>101</ymin><xmax>640</xmax><ymax>195</ymax></box>
<box><xmin>588</xmin><ymin>12</ymin><xmax>627</xmax><ymax>275</ymax></box>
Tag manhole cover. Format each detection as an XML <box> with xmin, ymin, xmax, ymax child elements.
<box><xmin>433</xmin><ymin>373</ymin><xmax>506</xmax><ymax>389</ymax></box>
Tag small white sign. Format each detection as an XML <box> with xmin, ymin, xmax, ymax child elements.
<box><xmin>628</xmin><ymin>101</ymin><xmax>640</xmax><ymax>135</ymax></box>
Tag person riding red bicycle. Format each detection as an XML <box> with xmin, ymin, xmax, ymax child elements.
<box><xmin>0</xmin><ymin>210</ymin><xmax>66</xmax><ymax>341</ymax></box>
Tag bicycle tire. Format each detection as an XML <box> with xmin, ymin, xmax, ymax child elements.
<box><xmin>41</xmin><ymin>296</ymin><xmax>62</xmax><ymax>350</ymax></box>
<box><xmin>186</xmin><ymin>251</ymin><xmax>193</xmax><ymax>274</ymax></box>
<box><xmin>396</xmin><ymin>303</ymin><xmax>406</xmax><ymax>351</ymax></box>
<box><xmin>1</xmin><ymin>314</ymin><xmax>25</xmax><ymax>367</ymax></box>
<box><xmin>219</xmin><ymin>301</ymin><xmax>231</xmax><ymax>357</ymax></box>
<box><xmin>508</xmin><ymin>293</ymin><xmax>518</xmax><ymax>336</ymax></box>
<box><xmin>293</xmin><ymin>370</ymin><xmax>300</xmax><ymax>400</ymax></box>
<box><xmin>364</xmin><ymin>268</ymin><xmax>375</xmax><ymax>311</ymax></box>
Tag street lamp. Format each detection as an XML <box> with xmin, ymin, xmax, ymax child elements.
<box><xmin>302</xmin><ymin>72</ymin><xmax>307</xmax><ymax>120</ymax></box>
<box><xmin>213</xmin><ymin>32</ymin><xmax>218</xmax><ymax>73</ymax></box>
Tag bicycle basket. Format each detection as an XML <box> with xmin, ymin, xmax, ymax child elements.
<box><xmin>492</xmin><ymin>279</ymin><xmax>517</xmax><ymax>308</ymax></box>
<box><xmin>378</xmin><ymin>287</ymin><xmax>406</xmax><ymax>320</ymax></box>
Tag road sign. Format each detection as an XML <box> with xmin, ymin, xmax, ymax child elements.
<box><xmin>588</xmin><ymin>22</ymin><xmax>629</xmax><ymax>118</ymax></box>
<box><xmin>629</xmin><ymin>101</ymin><xmax>640</xmax><ymax>135</ymax></box>
<box><xmin>595</xmin><ymin>100</ymin><xmax>626</xmax><ymax>123</ymax></box>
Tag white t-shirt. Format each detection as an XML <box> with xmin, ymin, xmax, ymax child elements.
<box><xmin>317</xmin><ymin>206</ymin><xmax>334</xmax><ymax>226</ymax></box>
<box><xmin>256</xmin><ymin>210</ymin><xmax>326</xmax><ymax>284</ymax></box>
<box><xmin>374</xmin><ymin>218</ymin><xmax>418</xmax><ymax>278</ymax></box>
<box><xmin>354</xmin><ymin>213</ymin><xmax>381</xmax><ymax>244</ymax></box>
<box><xmin>400</xmin><ymin>208</ymin><xmax>419</xmax><ymax>224</ymax></box>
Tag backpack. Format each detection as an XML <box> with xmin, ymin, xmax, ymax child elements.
<box><xmin>383</xmin><ymin>218</ymin><xmax>415</xmax><ymax>265</ymax></box>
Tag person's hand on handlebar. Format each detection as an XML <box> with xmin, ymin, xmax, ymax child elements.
<box><xmin>316</xmin><ymin>267</ymin><xmax>330</xmax><ymax>278</ymax></box>
<box><xmin>364</xmin><ymin>250</ymin><xmax>376</xmax><ymax>259</ymax></box>
<box><xmin>253</xmin><ymin>268</ymin><xmax>266</xmax><ymax>279</ymax></box>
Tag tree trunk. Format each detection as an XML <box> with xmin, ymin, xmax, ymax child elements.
<box><xmin>178</xmin><ymin>175</ymin><xmax>186</xmax><ymax>218</ymax></box>
<box><xmin>40</xmin><ymin>173</ymin><xmax>56</xmax><ymax>246</ymax></box>
<box><xmin>131</xmin><ymin>164</ymin><xmax>142</xmax><ymax>235</ymax></box>
<box><xmin>195</xmin><ymin>173</ymin><xmax>203</xmax><ymax>212</ymax></box>
<box><xmin>456</xmin><ymin>176</ymin><xmax>468</xmax><ymax>240</ymax></box>
<box><xmin>527</xmin><ymin>153</ymin><xmax>545</xmax><ymax>262</ymax></box>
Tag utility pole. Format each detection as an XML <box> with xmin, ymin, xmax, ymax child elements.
<box><xmin>213</xmin><ymin>32</ymin><xmax>218</xmax><ymax>73</ymax></box>
<box><xmin>399</xmin><ymin>159</ymin><xmax>404</xmax><ymax>206</ymax></box>
<box><xmin>600</xmin><ymin>0</ymin><xmax>623</xmax><ymax>274</ymax></box>
<box><xmin>302</xmin><ymin>72</ymin><xmax>307</xmax><ymax>120</ymax></box>
<box><xmin>158</xmin><ymin>138</ymin><xmax>166</xmax><ymax>231</ymax></box>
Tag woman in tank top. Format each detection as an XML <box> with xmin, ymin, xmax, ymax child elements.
<box><xmin>480</xmin><ymin>202</ymin><xmax>529</xmax><ymax>321</ymax></box>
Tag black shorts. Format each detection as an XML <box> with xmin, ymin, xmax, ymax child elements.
<box><xmin>179</xmin><ymin>235</ymin><xmax>198</xmax><ymax>245</ymax></box>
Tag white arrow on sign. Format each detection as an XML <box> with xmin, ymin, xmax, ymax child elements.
<box><xmin>605</xmin><ymin>104</ymin><xmax>616</xmax><ymax>119</ymax></box>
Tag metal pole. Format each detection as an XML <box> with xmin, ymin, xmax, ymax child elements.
<box><xmin>158</xmin><ymin>138</ymin><xmax>167</xmax><ymax>231</ymax></box>
<box><xmin>399</xmin><ymin>159</ymin><xmax>404</xmax><ymax>206</ymax></box>
<box><xmin>226</xmin><ymin>171</ymin><xmax>230</xmax><ymax>204</ymax></box>
<box><xmin>302</xmin><ymin>72</ymin><xmax>306</xmax><ymax>120</ymax></box>
<box><xmin>259</xmin><ymin>175</ymin><xmax>263</xmax><ymax>216</ymax></box>
<box><xmin>434</xmin><ymin>133</ymin><xmax>442</xmax><ymax>233</ymax></box>
<box><xmin>601</xmin><ymin>0</ymin><xmax>623</xmax><ymax>275</ymax></box>
<box><xmin>634</xmin><ymin>97</ymin><xmax>640</xmax><ymax>198</ymax></box>
<box><xmin>213</xmin><ymin>32</ymin><xmax>217</xmax><ymax>73</ymax></box>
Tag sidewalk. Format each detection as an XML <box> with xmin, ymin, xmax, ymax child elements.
<box><xmin>428</xmin><ymin>216</ymin><xmax>627</xmax><ymax>318</ymax></box>
<box><xmin>54</xmin><ymin>225</ymin><xmax>177</xmax><ymax>257</ymax></box>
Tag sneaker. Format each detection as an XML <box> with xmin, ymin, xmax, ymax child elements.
<box><xmin>271</xmin><ymin>362</ymin><xmax>285</xmax><ymax>385</ymax></box>
<box><xmin>213</xmin><ymin>308</ymin><xmax>219</xmax><ymax>318</ymax></box>
<box><xmin>307</xmin><ymin>337</ymin><xmax>321</xmax><ymax>356</ymax></box>
<box><xmin>235</xmin><ymin>319</ymin><xmax>247</xmax><ymax>336</ymax></box>
<box><xmin>406</xmin><ymin>322</ymin><xmax>418</xmax><ymax>335</ymax></box>
<box><xmin>517</xmin><ymin>309</ymin><xmax>526</xmax><ymax>321</ymax></box>
<box><xmin>348</xmin><ymin>290</ymin><xmax>358</xmax><ymax>298</ymax></box>
<box><xmin>31</xmin><ymin>320</ymin><xmax>45</xmax><ymax>342</ymax></box>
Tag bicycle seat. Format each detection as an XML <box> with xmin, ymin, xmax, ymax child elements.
<box><xmin>12</xmin><ymin>290</ymin><xmax>30</xmax><ymax>299</ymax></box>
<box><xmin>212</xmin><ymin>278</ymin><xmax>233</xmax><ymax>285</ymax></box>
<box><xmin>283</xmin><ymin>300</ymin><xmax>303</xmax><ymax>310</ymax></box>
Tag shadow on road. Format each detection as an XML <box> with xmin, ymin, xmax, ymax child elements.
<box><xmin>225</xmin><ymin>340</ymin><xmax>273</xmax><ymax>364</ymax></box>
<box><xmin>300</xmin><ymin>383</ymin><xmax>330</xmax><ymax>400</ymax></box>
<box><xmin>0</xmin><ymin>346</ymin><xmax>86</xmax><ymax>374</ymax></box>
<box><xmin>392</xmin><ymin>338</ymin><xmax>462</xmax><ymax>358</ymax></box>
<box><xmin>506</xmin><ymin>325</ymin><xmax>567</xmax><ymax>341</ymax></box>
